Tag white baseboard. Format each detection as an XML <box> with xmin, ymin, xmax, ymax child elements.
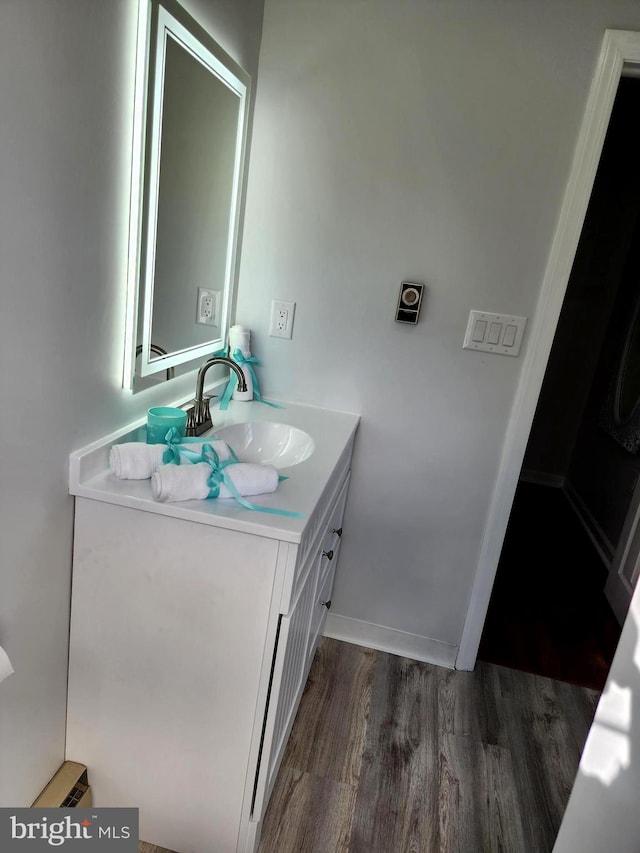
<box><xmin>564</xmin><ymin>480</ymin><xmax>614</xmax><ymax>568</ymax></box>
<box><xmin>323</xmin><ymin>613</ymin><xmax>457</xmax><ymax>669</ymax></box>
<box><xmin>520</xmin><ymin>469</ymin><xmax>566</xmax><ymax>488</ymax></box>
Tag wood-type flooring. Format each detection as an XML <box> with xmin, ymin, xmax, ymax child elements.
<box><xmin>478</xmin><ymin>482</ymin><xmax>621</xmax><ymax>691</ymax></box>
<box><xmin>258</xmin><ymin>639</ymin><xmax>597</xmax><ymax>853</ymax></box>
<box><xmin>139</xmin><ymin>636</ymin><xmax>599</xmax><ymax>853</ymax></box>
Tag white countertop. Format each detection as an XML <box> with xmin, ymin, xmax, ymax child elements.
<box><xmin>69</xmin><ymin>400</ymin><xmax>360</xmax><ymax>543</ymax></box>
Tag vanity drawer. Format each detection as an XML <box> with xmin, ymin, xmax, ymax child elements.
<box><xmin>317</xmin><ymin>474</ymin><xmax>349</xmax><ymax>586</ymax></box>
<box><xmin>281</xmin><ymin>471</ymin><xmax>351</xmax><ymax>616</ymax></box>
<box><xmin>306</xmin><ymin>557</ymin><xmax>337</xmax><ymax>672</ymax></box>
<box><xmin>304</xmin><ymin>477</ymin><xmax>349</xmax><ymax>673</ymax></box>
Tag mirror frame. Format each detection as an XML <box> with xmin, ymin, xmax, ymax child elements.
<box><xmin>123</xmin><ymin>0</ymin><xmax>250</xmax><ymax>391</ymax></box>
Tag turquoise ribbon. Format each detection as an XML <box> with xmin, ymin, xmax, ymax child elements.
<box><xmin>199</xmin><ymin>443</ymin><xmax>303</xmax><ymax>518</ymax></box>
<box><xmin>218</xmin><ymin>347</ymin><xmax>285</xmax><ymax>411</ymax></box>
<box><xmin>161</xmin><ymin>427</ymin><xmax>238</xmax><ymax>466</ymax></box>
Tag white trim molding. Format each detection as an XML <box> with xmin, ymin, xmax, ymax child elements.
<box><xmin>564</xmin><ymin>480</ymin><xmax>615</xmax><ymax>569</ymax></box>
<box><xmin>519</xmin><ymin>470</ymin><xmax>566</xmax><ymax>489</ymax></box>
<box><xmin>456</xmin><ymin>30</ymin><xmax>640</xmax><ymax>671</ymax></box>
<box><xmin>324</xmin><ymin>613</ymin><xmax>458</xmax><ymax>669</ymax></box>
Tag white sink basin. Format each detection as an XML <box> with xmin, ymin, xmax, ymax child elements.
<box><xmin>212</xmin><ymin>421</ymin><xmax>315</xmax><ymax>468</ymax></box>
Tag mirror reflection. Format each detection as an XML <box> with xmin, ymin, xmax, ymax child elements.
<box><xmin>124</xmin><ymin>0</ymin><xmax>249</xmax><ymax>391</ymax></box>
<box><xmin>601</xmin><ymin>287</ymin><xmax>640</xmax><ymax>453</ymax></box>
<box><xmin>615</xmin><ymin>296</ymin><xmax>640</xmax><ymax>425</ymax></box>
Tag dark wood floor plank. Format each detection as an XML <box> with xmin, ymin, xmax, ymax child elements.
<box><xmin>493</xmin><ymin>664</ymin><xmax>556</xmax><ymax>852</ymax></box>
<box><xmin>484</xmin><ymin>742</ymin><xmax>527</xmax><ymax>853</ymax></box>
<box><xmin>437</xmin><ymin>664</ymin><xmax>528</xmax><ymax>852</ymax></box>
<box><xmin>494</xmin><ymin>663</ymin><xmax>584</xmax><ymax>853</ymax></box>
<box><xmin>552</xmin><ymin>677</ymin><xmax>600</xmax><ymax>755</ymax></box>
<box><xmin>349</xmin><ymin>652</ymin><xmax>440</xmax><ymax>853</ymax></box>
<box><xmin>438</xmin><ymin>733</ymin><xmax>487</xmax><ymax>853</ymax></box>
<box><xmin>475</xmin><ymin>661</ymin><xmax>513</xmax><ymax>748</ymax></box>
<box><xmin>258</xmin><ymin>767</ymin><xmax>356</xmax><ymax>853</ymax></box>
<box><xmin>281</xmin><ymin>638</ymin><xmax>376</xmax><ymax>786</ymax></box>
<box><xmin>527</xmin><ymin>676</ymin><xmax>588</xmax><ymax>831</ymax></box>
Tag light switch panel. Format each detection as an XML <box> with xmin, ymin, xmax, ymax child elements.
<box><xmin>463</xmin><ymin>311</ymin><xmax>526</xmax><ymax>356</ymax></box>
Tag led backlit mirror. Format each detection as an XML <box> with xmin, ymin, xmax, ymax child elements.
<box><xmin>124</xmin><ymin>0</ymin><xmax>249</xmax><ymax>391</ymax></box>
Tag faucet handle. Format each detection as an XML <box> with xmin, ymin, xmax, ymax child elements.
<box><xmin>185</xmin><ymin>406</ymin><xmax>197</xmax><ymax>433</ymax></box>
<box><xmin>194</xmin><ymin>396</ymin><xmax>211</xmax><ymax>424</ymax></box>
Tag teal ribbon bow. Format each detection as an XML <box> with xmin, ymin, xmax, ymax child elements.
<box><xmin>161</xmin><ymin>427</ymin><xmax>238</xmax><ymax>465</ymax></box>
<box><xmin>218</xmin><ymin>347</ymin><xmax>284</xmax><ymax>411</ymax></box>
<box><xmin>199</xmin><ymin>443</ymin><xmax>303</xmax><ymax>518</ymax></box>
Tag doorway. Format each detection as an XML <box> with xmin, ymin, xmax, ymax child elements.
<box><xmin>477</xmin><ymin>77</ymin><xmax>640</xmax><ymax>690</ymax></box>
<box><xmin>457</xmin><ymin>30</ymin><xmax>640</xmax><ymax>673</ymax></box>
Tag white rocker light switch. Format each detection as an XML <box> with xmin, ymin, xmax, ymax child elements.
<box><xmin>463</xmin><ymin>311</ymin><xmax>527</xmax><ymax>357</ymax></box>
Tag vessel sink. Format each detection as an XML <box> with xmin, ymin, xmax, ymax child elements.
<box><xmin>212</xmin><ymin>421</ymin><xmax>315</xmax><ymax>467</ymax></box>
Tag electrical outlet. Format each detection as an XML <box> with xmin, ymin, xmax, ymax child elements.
<box><xmin>196</xmin><ymin>288</ymin><xmax>220</xmax><ymax>326</ymax></box>
<box><xmin>269</xmin><ymin>299</ymin><xmax>296</xmax><ymax>339</ymax></box>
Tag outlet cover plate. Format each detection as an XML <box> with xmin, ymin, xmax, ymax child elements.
<box><xmin>196</xmin><ymin>288</ymin><xmax>220</xmax><ymax>327</ymax></box>
<box><xmin>269</xmin><ymin>299</ymin><xmax>296</xmax><ymax>339</ymax></box>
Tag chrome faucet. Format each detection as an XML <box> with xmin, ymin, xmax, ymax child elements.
<box><xmin>185</xmin><ymin>356</ymin><xmax>247</xmax><ymax>436</ymax></box>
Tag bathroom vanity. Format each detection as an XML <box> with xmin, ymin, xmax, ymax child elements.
<box><xmin>66</xmin><ymin>401</ymin><xmax>359</xmax><ymax>852</ymax></box>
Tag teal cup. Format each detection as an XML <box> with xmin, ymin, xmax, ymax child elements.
<box><xmin>146</xmin><ymin>406</ymin><xmax>187</xmax><ymax>444</ymax></box>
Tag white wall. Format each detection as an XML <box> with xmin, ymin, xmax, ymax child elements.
<box><xmin>0</xmin><ymin>0</ymin><xmax>263</xmax><ymax>808</ymax></box>
<box><xmin>236</xmin><ymin>0</ymin><xmax>640</xmax><ymax>659</ymax></box>
<box><xmin>3</xmin><ymin>0</ymin><xmax>640</xmax><ymax>818</ymax></box>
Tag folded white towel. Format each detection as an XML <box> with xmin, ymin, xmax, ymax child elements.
<box><xmin>151</xmin><ymin>461</ymin><xmax>279</xmax><ymax>503</ymax></box>
<box><xmin>109</xmin><ymin>439</ymin><xmax>233</xmax><ymax>480</ymax></box>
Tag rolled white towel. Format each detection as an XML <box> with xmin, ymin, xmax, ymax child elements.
<box><xmin>217</xmin><ymin>463</ymin><xmax>279</xmax><ymax>499</ymax></box>
<box><xmin>109</xmin><ymin>438</ymin><xmax>234</xmax><ymax>480</ymax></box>
<box><xmin>151</xmin><ymin>461</ymin><xmax>279</xmax><ymax>503</ymax></box>
<box><xmin>151</xmin><ymin>462</ymin><xmax>211</xmax><ymax>502</ymax></box>
<box><xmin>110</xmin><ymin>443</ymin><xmax>165</xmax><ymax>480</ymax></box>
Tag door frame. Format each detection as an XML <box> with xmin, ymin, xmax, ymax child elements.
<box><xmin>606</xmin><ymin>469</ymin><xmax>640</xmax><ymax>624</ymax></box>
<box><xmin>456</xmin><ymin>29</ymin><xmax>640</xmax><ymax>671</ymax></box>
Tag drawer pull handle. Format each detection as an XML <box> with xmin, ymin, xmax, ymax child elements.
<box><xmin>332</xmin><ymin>527</ymin><xmax>343</xmax><ymax>537</ymax></box>
<box><xmin>320</xmin><ymin>599</ymin><xmax>332</xmax><ymax>609</ymax></box>
<box><xmin>322</xmin><ymin>549</ymin><xmax>334</xmax><ymax>561</ymax></box>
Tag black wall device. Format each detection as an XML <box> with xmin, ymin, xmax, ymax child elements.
<box><xmin>395</xmin><ymin>282</ymin><xmax>424</xmax><ymax>324</ymax></box>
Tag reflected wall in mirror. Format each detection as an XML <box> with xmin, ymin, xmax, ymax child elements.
<box><xmin>124</xmin><ymin>0</ymin><xmax>250</xmax><ymax>391</ymax></box>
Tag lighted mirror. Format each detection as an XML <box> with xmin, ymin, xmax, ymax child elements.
<box><xmin>123</xmin><ymin>0</ymin><xmax>249</xmax><ymax>391</ymax></box>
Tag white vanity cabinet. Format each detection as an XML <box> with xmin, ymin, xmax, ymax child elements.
<box><xmin>248</xmin><ymin>474</ymin><xmax>350</xmax><ymax>831</ymax></box>
<box><xmin>66</xmin><ymin>402</ymin><xmax>359</xmax><ymax>853</ymax></box>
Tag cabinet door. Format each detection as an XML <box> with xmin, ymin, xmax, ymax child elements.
<box><xmin>67</xmin><ymin>499</ymin><xmax>279</xmax><ymax>853</ymax></box>
<box><xmin>250</xmin><ymin>558</ymin><xmax>317</xmax><ymax>821</ymax></box>
<box><xmin>248</xmin><ymin>473</ymin><xmax>352</xmax><ymax>831</ymax></box>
